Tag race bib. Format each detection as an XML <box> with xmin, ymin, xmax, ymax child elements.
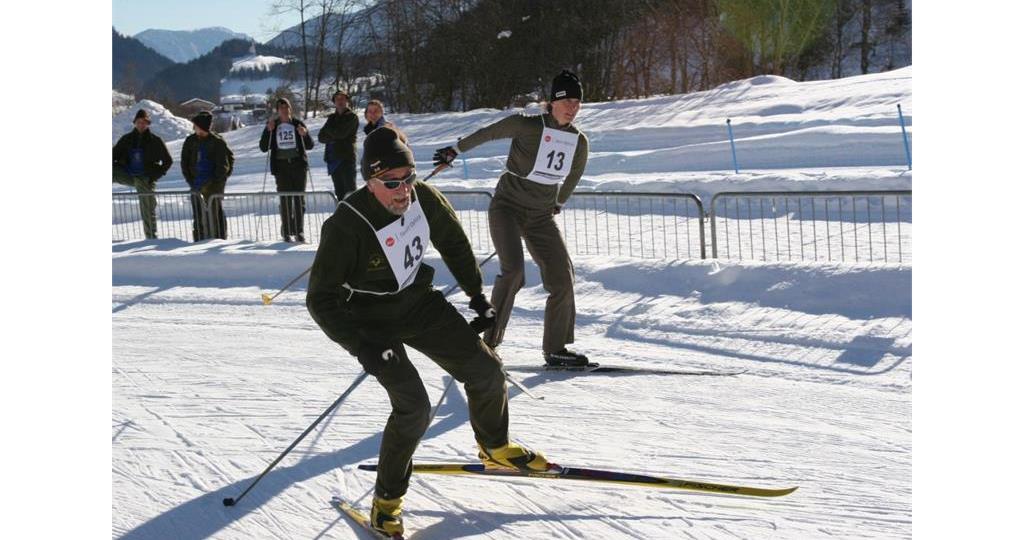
<box><xmin>343</xmin><ymin>197</ymin><xmax>431</xmax><ymax>293</ymax></box>
<box><xmin>276</xmin><ymin>122</ymin><xmax>297</xmax><ymax>150</ymax></box>
<box><xmin>525</xmin><ymin>120</ymin><xmax>579</xmax><ymax>185</ymax></box>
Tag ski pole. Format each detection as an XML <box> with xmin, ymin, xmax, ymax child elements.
<box><xmin>726</xmin><ymin>118</ymin><xmax>739</xmax><ymax>174</ymax></box>
<box><xmin>223</xmin><ymin>372</ymin><xmax>369</xmax><ymax>507</ymax></box>
<box><xmin>897</xmin><ymin>104</ymin><xmax>912</xmax><ymax>170</ymax></box>
<box><xmin>261</xmin><ymin>266</ymin><xmax>312</xmax><ymax>305</ymax></box>
<box><xmin>504</xmin><ymin>369</ymin><xmax>543</xmax><ymax>400</ymax></box>
<box><xmin>426</xmin><ymin>377</ymin><xmax>456</xmax><ymax>427</ymax></box>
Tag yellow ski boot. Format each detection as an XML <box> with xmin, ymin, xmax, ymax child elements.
<box><xmin>370</xmin><ymin>495</ymin><xmax>404</xmax><ymax>538</ymax></box>
<box><xmin>478</xmin><ymin>441</ymin><xmax>551</xmax><ymax>471</ymax></box>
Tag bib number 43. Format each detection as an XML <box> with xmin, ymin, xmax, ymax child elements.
<box><xmin>403</xmin><ymin>236</ymin><xmax>424</xmax><ymax>269</ymax></box>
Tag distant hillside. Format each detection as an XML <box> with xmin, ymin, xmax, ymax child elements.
<box><xmin>141</xmin><ymin>39</ymin><xmax>295</xmax><ymax>105</ymax></box>
<box><xmin>135</xmin><ymin>27</ymin><xmax>252</xmax><ymax>63</ymax></box>
<box><xmin>264</xmin><ymin>7</ymin><xmax>373</xmax><ymax>53</ymax></box>
<box><xmin>112</xmin><ymin>28</ymin><xmax>175</xmax><ymax>95</ymax></box>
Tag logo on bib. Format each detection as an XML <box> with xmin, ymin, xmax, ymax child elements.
<box><xmin>385</xmin><ymin>237</ymin><xmax>395</xmax><ymax>247</ymax></box>
<box><xmin>544</xmin><ymin>135</ymin><xmax>551</xmax><ymax>142</ymax></box>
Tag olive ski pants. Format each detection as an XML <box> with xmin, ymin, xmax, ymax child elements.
<box><xmin>483</xmin><ymin>197</ymin><xmax>576</xmax><ymax>354</ymax></box>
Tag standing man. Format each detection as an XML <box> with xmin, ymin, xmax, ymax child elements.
<box><xmin>307</xmin><ymin>127</ymin><xmax>549</xmax><ymax>538</ymax></box>
<box><xmin>181</xmin><ymin>111</ymin><xmax>234</xmax><ymax>241</ymax></box>
<box><xmin>318</xmin><ymin>89</ymin><xmax>359</xmax><ymax>199</ymax></box>
<box><xmin>260</xmin><ymin>98</ymin><xmax>315</xmax><ymax>243</ymax></box>
<box><xmin>112</xmin><ymin>109</ymin><xmax>173</xmax><ymax>239</ymax></box>
<box><xmin>432</xmin><ymin>71</ymin><xmax>591</xmax><ymax>367</ymax></box>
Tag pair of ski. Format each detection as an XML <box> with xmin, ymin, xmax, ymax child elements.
<box><xmin>332</xmin><ymin>461</ymin><xmax>796</xmax><ymax>538</ymax></box>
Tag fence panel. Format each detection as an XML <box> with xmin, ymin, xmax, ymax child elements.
<box><xmin>112</xmin><ymin>191</ymin><xmax>195</xmax><ymax>242</ymax></box>
<box><xmin>436</xmin><ymin>191</ymin><xmax>494</xmax><ymax>254</ymax></box>
<box><xmin>206</xmin><ymin>191</ymin><xmax>338</xmax><ymax>243</ymax></box>
<box><xmin>710</xmin><ymin>191</ymin><xmax>912</xmax><ymax>263</ymax></box>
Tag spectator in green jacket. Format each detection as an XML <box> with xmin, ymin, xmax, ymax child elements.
<box><xmin>181</xmin><ymin>111</ymin><xmax>234</xmax><ymax>241</ymax></box>
<box><xmin>112</xmin><ymin>109</ymin><xmax>173</xmax><ymax>239</ymax></box>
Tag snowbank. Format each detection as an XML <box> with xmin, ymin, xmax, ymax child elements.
<box><xmin>229</xmin><ymin>54</ymin><xmax>289</xmax><ymax>73</ymax></box>
<box><xmin>112</xmin><ymin>99</ymin><xmax>194</xmax><ymax>145</ymax></box>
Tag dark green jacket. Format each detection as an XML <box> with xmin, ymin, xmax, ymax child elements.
<box><xmin>112</xmin><ymin>129</ymin><xmax>173</xmax><ymax>182</ymax></box>
<box><xmin>456</xmin><ymin>112</ymin><xmax>589</xmax><ymax>210</ymax></box>
<box><xmin>259</xmin><ymin>117</ymin><xmax>315</xmax><ymax>175</ymax></box>
<box><xmin>306</xmin><ymin>182</ymin><xmax>482</xmax><ymax>354</ymax></box>
<box><xmin>180</xmin><ymin>132</ymin><xmax>233</xmax><ymax>189</ymax></box>
<box><xmin>317</xmin><ymin>107</ymin><xmax>359</xmax><ymax>162</ymax></box>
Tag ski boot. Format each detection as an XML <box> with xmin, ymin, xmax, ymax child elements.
<box><xmin>479</xmin><ymin>441</ymin><xmax>551</xmax><ymax>471</ymax></box>
<box><xmin>370</xmin><ymin>495</ymin><xmax>404</xmax><ymax>538</ymax></box>
<box><xmin>543</xmin><ymin>348</ymin><xmax>590</xmax><ymax>367</ymax></box>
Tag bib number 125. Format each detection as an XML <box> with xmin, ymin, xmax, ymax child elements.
<box><xmin>404</xmin><ymin>236</ymin><xmax>424</xmax><ymax>269</ymax></box>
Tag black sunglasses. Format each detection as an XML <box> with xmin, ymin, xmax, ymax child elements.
<box><xmin>375</xmin><ymin>170</ymin><xmax>417</xmax><ymax>190</ymax></box>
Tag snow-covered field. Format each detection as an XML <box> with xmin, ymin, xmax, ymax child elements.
<box><xmin>112</xmin><ymin>68</ymin><xmax>912</xmax><ymax>539</ymax></box>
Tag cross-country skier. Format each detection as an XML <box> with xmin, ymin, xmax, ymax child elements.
<box><xmin>432</xmin><ymin>70</ymin><xmax>591</xmax><ymax>367</ymax></box>
<box><xmin>259</xmin><ymin>97</ymin><xmax>314</xmax><ymax>242</ymax></box>
<box><xmin>306</xmin><ymin>126</ymin><xmax>550</xmax><ymax>537</ymax></box>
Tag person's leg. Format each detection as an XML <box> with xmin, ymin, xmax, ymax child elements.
<box><xmin>340</xmin><ymin>161</ymin><xmax>357</xmax><ymax>196</ymax></box>
<box><xmin>295</xmin><ymin>166</ymin><xmax>308</xmax><ymax>237</ymax></box>
<box><xmin>274</xmin><ymin>175</ymin><xmax>290</xmax><ymax>240</ymax></box>
<box><xmin>134</xmin><ymin>177</ymin><xmax>158</xmax><ymax>239</ymax></box>
<box><xmin>367</xmin><ymin>345</ymin><xmax>432</xmax><ymax>501</ymax></box>
<box><xmin>401</xmin><ymin>290</ymin><xmax>508</xmax><ymax>449</ymax></box>
<box><xmin>189</xmin><ymin>191</ymin><xmax>205</xmax><ymax>241</ymax></box>
<box><xmin>483</xmin><ymin>200</ymin><xmax>527</xmax><ymax>349</ymax></box>
<box><xmin>203</xmin><ymin>181</ymin><xmax>227</xmax><ymax>239</ymax></box>
<box><xmin>522</xmin><ymin>212</ymin><xmax>576</xmax><ymax>354</ymax></box>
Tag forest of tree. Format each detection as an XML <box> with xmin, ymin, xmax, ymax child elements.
<box><xmin>112</xmin><ymin>28</ymin><xmax>175</xmax><ymax>96</ymax></box>
<box><xmin>299</xmin><ymin>0</ymin><xmax>912</xmax><ymax>113</ymax></box>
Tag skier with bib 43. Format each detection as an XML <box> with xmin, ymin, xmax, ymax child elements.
<box><xmin>306</xmin><ymin>126</ymin><xmax>551</xmax><ymax>538</ymax></box>
<box><xmin>433</xmin><ymin>70</ymin><xmax>591</xmax><ymax>367</ymax></box>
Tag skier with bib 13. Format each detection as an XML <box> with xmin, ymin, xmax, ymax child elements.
<box><xmin>433</xmin><ymin>70</ymin><xmax>591</xmax><ymax>367</ymax></box>
<box><xmin>306</xmin><ymin>126</ymin><xmax>551</xmax><ymax>538</ymax></box>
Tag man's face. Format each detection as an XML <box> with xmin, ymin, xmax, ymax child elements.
<box><xmin>550</xmin><ymin>98</ymin><xmax>581</xmax><ymax>125</ymax></box>
<box><xmin>334</xmin><ymin>95</ymin><xmax>349</xmax><ymax>109</ymax></box>
<box><xmin>134</xmin><ymin>118</ymin><xmax>150</xmax><ymax>133</ymax></box>
<box><xmin>193</xmin><ymin>123</ymin><xmax>208</xmax><ymax>137</ymax></box>
<box><xmin>368</xmin><ymin>166</ymin><xmax>415</xmax><ymax>215</ymax></box>
<box><xmin>365</xmin><ymin>104</ymin><xmax>383</xmax><ymax>124</ymax></box>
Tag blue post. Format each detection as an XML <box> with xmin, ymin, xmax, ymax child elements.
<box><xmin>897</xmin><ymin>104</ymin><xmax>912</xmax><ymax>170</ymax></box>
<box><xmin>726</xmin><ymin>118</ymin><xmax>739</xmax><ymax>173</ymax></box>
<box><xmin>462</xmin><ymin>156</ymin><xmax>469</xmax><ymax>180</ymax></box>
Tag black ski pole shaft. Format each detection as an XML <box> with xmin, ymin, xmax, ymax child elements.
<box><xmin>223</xmin><ymin>372</ymin><xmax>369</xmax><ymax>507</ymax></box>
<box><xmin>262</xmin><ymin>266</ymin><xmax>313</xmax><ymax>305</ymax></box>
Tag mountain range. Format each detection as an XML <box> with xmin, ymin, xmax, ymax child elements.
<box><xmin>135</xmin><ymin>27</ymin><xmax>252</xmax><ymax>63</ymax></box>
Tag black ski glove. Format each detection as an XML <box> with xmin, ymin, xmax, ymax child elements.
<box><xmin>356</xmin><ymin>342</ymin><xmax>399</xmax><ymax>376</ymax></box>
<box><xmin>433</xmin><ymin>146</ymin><xmax>458</xmax><ymax>167</ymax></box>
<box><xmin>468</xmin><ymin>293</ymin><xmax>496</xmax><ymax>333</ymax></box>
<box><xmin>552</xmin><ymin>205</ymin><xmax>562</xmax><ymax>215</ymax></box>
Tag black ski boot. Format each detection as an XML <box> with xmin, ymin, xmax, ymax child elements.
<box><xmin>544</xmin><ymin>348</ymin><xmax>590</xmax><ymax>367</ymax></box>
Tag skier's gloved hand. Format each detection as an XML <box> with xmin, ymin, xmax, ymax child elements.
<box><xmin>468</xmin><ymin>293</ymin><xmax>496</xmax><ymax>333</ymax></box>
<box><xmin>433</xmin><ymin>146</ymin><xmax>458</xmax><ymax>167</ymax></box>
<box><xmin>552</xmin><ymin>205</ymin><xmax>562</xmax><ymax>215</ymax></box>
<box><xmin>357</xmin><ymin>342</ymin><xmax>400</xmax><ymax>376</ymax></box>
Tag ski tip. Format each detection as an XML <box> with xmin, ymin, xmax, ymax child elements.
<box><xmin>358</xmin><ymin>463</ymin><xmax>378</xmax><ymax>471</ymax></box>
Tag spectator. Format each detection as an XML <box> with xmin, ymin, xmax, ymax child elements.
<box><xmin>364</xmin><ymin>99</ymin><xmax>408</xmax><ymax>144</ymax></box>
<box><xmin>260</xmin><ymin>98</ymin><xmax>315</xmax><ymax>243</ymax></box>
<box><xmin>181</xmin><ymin>111</ymin><xmax>234</xmax><ymax>241</ymax></box>
<box><xmin>112</xmin><ymin>109</ymin><xmax>173</xmax><ymax>239</ymax></box>
<box><xmin>318</xmin><ymin>90</ymin><xmax>359</xmax><ymax>200</ymax></box>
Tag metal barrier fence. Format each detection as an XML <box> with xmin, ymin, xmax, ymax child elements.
<box><xmin>112</xmin><ymin>190</ymin><xmax>196</xmax><ymax>242</ymax></box>
<box><xmin>206</xmin><ymin>191</ymin><xmax>338</xmax><ymax>243</ymax></box>
<box><xmin>438</xmin><ymin>191</ymin><xmax>706</xmax><ymax>259</ymax></box>
<box><xmin>709</xmin><ymin>191</ymin><xmax>912</xmax><ymax>263</ymax></box>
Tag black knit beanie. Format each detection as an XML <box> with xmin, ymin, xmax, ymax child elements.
<box><xmin>550</xmin><ymin>70</ymin><xmax>583</xmax><ymax>102</ymax></box>
<box><xmin>361</xmin><ymin>126</ymin><xmax>416</xmax><ymax>180</ymax></box>
<box><xmin>133</xmin><ymin>109</ymin><xmax>151</xmax><ymax>124</ymax></box>
<box><xmin>192</xmin><ymin>111</ymin><xmax>213</xmax><ymax>132</ymax></box>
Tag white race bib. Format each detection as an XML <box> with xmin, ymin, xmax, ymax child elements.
<box><xmin>525</xmin><ymin>119</ymin><xmax>579</xmax><ymax>185</ymax></box>
<box><xmin>276</xmin><ymin>122</ymin><xmax>297</xmax><ymax>150</ymax></box>
<box><xmin>342</xmin><ymin>197</ymin><xmax>431</xmax><ymax>294</ymax></box>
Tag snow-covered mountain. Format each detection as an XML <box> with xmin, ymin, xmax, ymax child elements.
<box><xmin>135</xmin><ymin>27</ymin><xmax>252</xmax><ymax>63</ymax></box>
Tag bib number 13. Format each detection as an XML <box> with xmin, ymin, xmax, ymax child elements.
<box><xmin>545</xmin><ymin>150</ymin><xmax>565</xmax><ymax>171</ymax></box>
<box><xmin>403</xmin><ymin>236</ymin><xmax>424</xmax><ymax>269</ymax></box>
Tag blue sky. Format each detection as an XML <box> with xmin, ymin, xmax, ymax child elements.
<box><xmin>112</xmin><ymin>0</ymin><xmax>299</xmax><ymax>42</ymax></box>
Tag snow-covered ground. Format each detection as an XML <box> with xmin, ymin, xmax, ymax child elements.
<box><xmin>112</xmin><ymin>68</ymin><xmax>912</xmax><ymax>539</ymax></box>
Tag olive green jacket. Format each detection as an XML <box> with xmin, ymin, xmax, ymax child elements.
<box><xmin>306</xmin><ymin>182</ymin><xmax>482</xmax><ymax>354</ymax></box>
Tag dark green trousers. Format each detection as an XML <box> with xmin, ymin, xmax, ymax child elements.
<box><xmin>112</xmin><ymin>165</ymin><xmax>157</xmax><ymax>239</ymax></box>
<box><xmin>484</xmin><ymin>196</ymin><xmax>576</xmax><ymax>354</ymax></box>
<box><xmin>346</xmin><ymin>287</ymin><xmax>509</xmax><ymax>499</ymax></box>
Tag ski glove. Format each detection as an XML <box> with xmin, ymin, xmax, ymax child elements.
<box><xmin>357</xmin><ymin>342</ymin><xmax>399</xmax><ymax>376</ymax></box>
<box><xmin>468</xmin><ymin>293</ymin><xmax>496</xmax><ymax>333</ymax></box>
<box><xmin>433</xmin><ymin>146</ymin><xmax>458</xmax><ymax>167</ymax></box>
<box><xmin>552</xmin><ymin>205</ymin><xmax>562</xmax><ymax>215</ymax></box>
